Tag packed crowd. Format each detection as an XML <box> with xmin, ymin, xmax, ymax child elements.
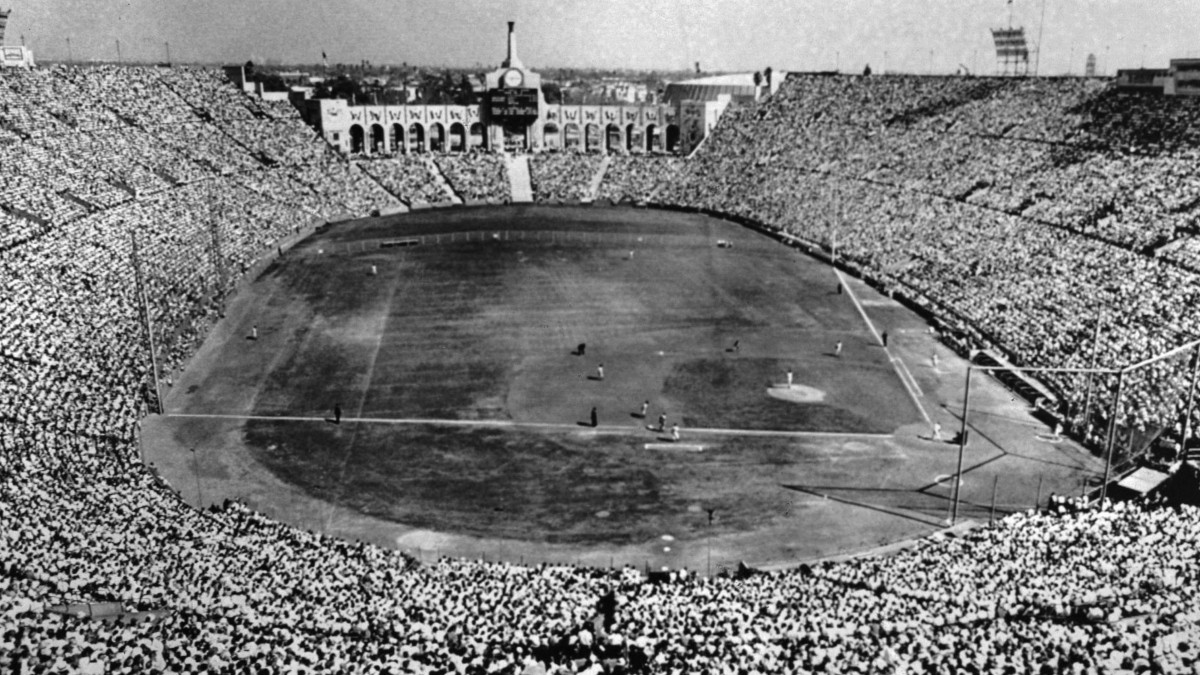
<box><xmin>359</xmin><ymin>155</ymin><xmax>455</xmax><ymax>206</ymax></box>
<box><xmin>530</xmin><ymin>152</ymin><xmax>607</xmax><ymax>202</ymax></box>
<box><xmin>688</xmin><ymin>75</ymin><xmax>1200</xmax><ymax>257</ymax></box>
<box><xmin>435</xmin><ymin>152</ymin><xmax>511</xmax><ymax>202</ymax></box>
<box><xmin>4</xmin><ymin>64</ymin><xmax>1200</xmax><ymax>673</ymax></box>
<box><xmin>596</xmin><ymin>156</ymin><xmax>684</xmax><ymax>203</ymax></box>
<box><xmin>4</xmin><ymin>443</ymin><xmax>1197</xmax><ymax>674</ymax></box>
<box><xmin>0</xmin><ymin>63</ymin><xmax>409</xmax><ymax>450</ymax></box>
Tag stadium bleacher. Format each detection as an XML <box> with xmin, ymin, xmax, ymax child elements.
<box><xmin>3</xmin><ymin>65</ymin><xmax>1200</xmax><ymax>673</ymax></box>
<box><xmin>530</xmin><ymin>152</ymin><xmax>606</xmax><ymax>202</ymax></box>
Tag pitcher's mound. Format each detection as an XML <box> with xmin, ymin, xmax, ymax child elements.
<box><xmin>767</xmin><ymin>384</ymin><xmax>826</xmax><ymax>403</ymax></box>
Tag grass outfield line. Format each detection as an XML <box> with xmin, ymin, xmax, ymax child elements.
<box><xmin>164</xmin><ymin>412</ymin><xmax>894</xmax><ymax>439</ymax></box>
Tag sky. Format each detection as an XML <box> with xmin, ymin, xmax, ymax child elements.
<box><xmin>5</xmin><ymin>0</ymin><xmax>1198</xmax><ymax>76</ymax></box>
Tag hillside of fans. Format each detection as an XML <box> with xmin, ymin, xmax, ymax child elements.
<box><xmin>358</xmin><ymin>154</ymin><xmax>454</xmax><ymax>206</ymax></box>
<box><xmin>435</xmin><ymin>152</ymin><xmax>511</xmax><ymax>203</ymax></box>
<box><xmin>530</xmin><ymin>152</ymin><xmax>606</xmax><ymax>202</ymax></box>
<box><xmin>597</xmin><ymin>156</ymin><xmax>684</xmax><ymax>203</ymax></box>
<box><xmin>5</xmin><ymin>62</ymin><xmax>1200</xmax><ymax>673</ymax></box>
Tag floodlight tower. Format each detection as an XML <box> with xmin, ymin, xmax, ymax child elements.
<box><xmin>990</xmin><ymin>0</ymin><xmax>1032</xmax><ymax>76</ymax></box>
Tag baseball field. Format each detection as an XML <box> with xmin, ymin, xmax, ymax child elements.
<box><xmin>146</xmin><ymin>205</ymin><xmax>1104</xmax><ymax>569</ymax></box>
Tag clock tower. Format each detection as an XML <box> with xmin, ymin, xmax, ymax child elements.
<box><xmin>502</xmin><ymin>68</ymin><xmax>524</xmax><ymax>88</ymax></box>
<box><xmin>484</xmin><ymin>21</ymin><xmax>545</xmax><ymax>151</ymax></box>
<box><xmin>501</xmin><ymin>19</ymin><xmax>523</xmax><ymax>70</ymax></box>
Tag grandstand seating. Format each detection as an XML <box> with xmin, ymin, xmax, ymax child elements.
<box><xmin>3</xmin><ymin>65</ymin><xmax>1200</xmax><ymax>673</ymax></box>
<box><xmin>434</xmin><ymin>152</ymin><xmax>510</xmax><ymax>203</ymax></box>
<box><xmin>530</xmin><ymin>152</ymin><xmax>606</xmax><ymax>202</ymax></box>
<box><xmin>597</xmin><ymin>156</ymin><xmax>684</xmax><ymax>203</ymax></box>
<box><xmin>359</xmin><ymin>155</ymin><xmax>455</xmax><ymax>206</ymax></box>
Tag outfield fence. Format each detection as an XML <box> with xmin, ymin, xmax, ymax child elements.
<box><xmin>308</xmin><ymin>228</ymin><xmax>723</xmax><ymax>256</ymax></box>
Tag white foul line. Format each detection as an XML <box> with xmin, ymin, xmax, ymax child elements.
<box><xmin>163</xmin><ymin>413</ymin><xmax>893</xmax><ymax>439</ymax></box>
<box><xmin>833</xmin><ymin>268</ymin><xmax>933</xmax><ymax>426</ymax></box>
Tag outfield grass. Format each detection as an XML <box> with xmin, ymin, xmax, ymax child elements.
<box><xmin>243</xmin><ymin>420</ymin><xmax>824</xmax><ymax>544</ymax></box>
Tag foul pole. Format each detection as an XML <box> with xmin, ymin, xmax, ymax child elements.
<box><xmin>1034</xmin><ymin>0</ymin><xmax>1048</xmax><ymax>76</ymax></box>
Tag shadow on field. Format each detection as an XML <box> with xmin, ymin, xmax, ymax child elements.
<box><xmin>243</xmin><ymin>418</ymin><xmax>801</xmax><ymax>545</ymax></box>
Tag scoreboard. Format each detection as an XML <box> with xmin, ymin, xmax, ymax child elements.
<box><xmin>488</xmin><ymin>88</ymin><xmax>539</xmax><ymax>121</ymax></box>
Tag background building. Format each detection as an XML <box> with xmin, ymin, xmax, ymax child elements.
<box><xmin>1117</xmin><ymin>59</ymin><xmax>1200</xmax><ymax>96</ymax></box>
<box><xmin>308</xmin><ymin>22</ymin><xmax>742</xmax><ymax>156</ymax></box>
<box><xmin>0</xmin><ymin>9</ymin><xmax>34</xmax><ymax>68</ymax></box>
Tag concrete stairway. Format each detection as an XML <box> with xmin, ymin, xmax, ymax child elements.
<box><xmin>351</xmin><ymin>160</ymin><xmax>410</xmax><ymax>213</ymax></box>
<box><xmin>587</xmin><ymin>155</ymin><xmax>612</xmax><ymax>201</ymax></box>
<box><xmin>506</xmin><ymin>154</ymin><xmax>534</xmax><ymax>203</ymax></box>
<box><xmin>424</xmin><ymin>157</ymin><xmax>463</xmax><ymax>205</ymax></box>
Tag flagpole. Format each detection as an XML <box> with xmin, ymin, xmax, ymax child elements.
<box><xmin>1035</xmin><ymin>0</ymin><xmax>1048</xmax><ymax>76</ymax></box>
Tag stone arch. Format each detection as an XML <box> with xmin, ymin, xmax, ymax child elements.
<box><xmin>665</xmin><ymin>124</ymin><xmax>680</xmax><ymax>153</ymax></box>
<box><xmin>469</xmin><ymin>122</ymin><xmax>486</xmax><ymax>150</ymax></box>
<box><xmin>543</xmin><ymin>122</ymin><xmax>561</xmax><ymax>150</ymax></box>
<box><xmin>349</xmin><ymin>124</ymin><xmax>365</xmax><ymax>154</ymax></box>
<box><xmin>390</xmin><ymin>123</ymin><xmax>405</xmax><ymax>154</ymax></box>
<box><xmin>605</xmin><ymin>123</ymin><xmax>623</xmax><ymax>153</ymax></box>
<box><xmin>408</xmin><ymin>123</ymin><xmax>426</xmax><ymax>153</ymax></box>
<box><xmin>448</xmin><ymin>122</ymin><xmax>467</xmax><ymax>152</ymax></box>
<box><xmin>429</xmin><ymin>122</ymin><xmax>446</xmax><ymax>152</ymax></box>
<box><xmin>584</xmin><ymin>123</ymin><xmax>602</xmax><ymax>153</ymax></box>
<box><xmin>563</xmin><ymin>123</ymin><xmax>581</xmax><ymax>151</ymax></box>
<box><xmin>646</xmin><ymin>124</ymin><xmax>660</xmax><ymax>153</ymax></box>
<box><xmin>369</xmin><ymin>123</ymin><xmax>385</xmax><ymax>154</ymax></box>
<box><xmin>626</xmin><ymin>124</ymin><xmax>645</xmax><ymax>153</ymax></box>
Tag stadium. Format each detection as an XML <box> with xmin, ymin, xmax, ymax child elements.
<box><xmin>4</xmin><ymin>3</ymin><xmax>1200</xmax><ymax>674</ymax></box>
